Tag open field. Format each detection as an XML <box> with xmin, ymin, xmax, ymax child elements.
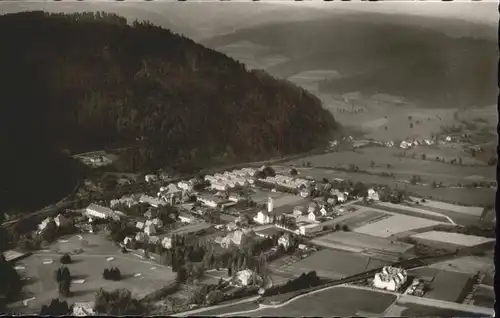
<box><xmin>276</xmin><ymin>249</ymin><xmax>388</xmax><ymax>280</ymax></box>
<box><xmin>471</xmin><ymin>285</ymin><xmax>495</xmax><ymax>308</ymax></box>
<box><xmin>9</xmin><ymin>234</ymin><xmax>176</xmax><ymax>314</ymax></box>
<box><xmin>354</xmin><ymin>214</ymin><xmax>442</xmax><ymax>238</ymax></box>
<box><xmin>428</xmin><ymin>256</ymin><xmax>494</xmax><ymax>275</ymax></box>
<box><xmin>412</xmin><ymin>198</ymin><xmax>484</xmax><ymax>217</ymax></box>
<box><xmin>371</xmin><ymin>202</ymin><xmax>453</xmax><ymax>223</ymax></box>
<box><xmin>241</xmin><ymin>286</ymin><xmax>397</xmax><ymax>317</ymax></box>
<box><xmin>424</xmin><ymin>270</ymin><xmax>472</xmax><ymax>303</ymax></box>
<box><xmin>282</xmin><ymin>166</ymin><xmax>495</xmax><ymax>207</ymax></box>
<box><xmin>312</xmin><ymin>231</ymin><xmax>414</xmax><ymax>254</ymax></box>
<box><xmin>410</xmin><ymin>231</ymin><xmax>494</xmax><ymax>247</ymax></box>
<box><xmin>286</xmin><ymin>147</ymin><xmax>495</xmax><ymax>183</ymax></box>
<box><xmin>336</xmin><ymin>209</ymin><xmax>391</xmax><ymax>230</ymax></box>
<box><xmin>391</xmin><ymin>301</ymin><xmax>487</xmax><ymax>317</ymax></box>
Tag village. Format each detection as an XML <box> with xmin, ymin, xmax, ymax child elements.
<box><xmin>2</xmin><ymin>159</ymin><xmax>495</xmax><ymax>316</ymax></box>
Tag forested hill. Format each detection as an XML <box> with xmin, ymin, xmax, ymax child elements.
<box><xmin>0</xmin><ymin>12</ymin><xmax>338</xmax><ymax>212</ymax></box>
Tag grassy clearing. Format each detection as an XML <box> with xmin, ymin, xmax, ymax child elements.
<box><xmin>424</xmin><ymin>270</ymin><xmax>472</xmax><ymax>303</ymax></box>
<box><xmin>428</xmin><ymin>256</ymin><xmax>494</xmax><ymax>275</ymax></box>
<box><xmin>243</xmin><ymin>286</ymin><xmax>397</xmax><ymax>317</ymax></box>
<box><xmin>288</xmin><ymin>148</ymin><xmax>494</xmax><ymax>183</ymax></box>
<box><xmin>410</xmin><ymin>231</ymin><xmax>494</xmax><ymax>247</ymax></box>
<box><xmin>414</xmin><ymin>199</ymin><xmax>484</xmax><ymax>217</ymax></box>
<box><xmin>397</xmin><ymin>302</ymin><xmax>487</xmax><ymax>317</ymax></box>
<box><xmin>354</xmin><ymin>215</ymin><xmax>442</xmax><ymax>238</ymax></box>
<box><xmin>313</xmin><ymin>231</ymin><xmax>413</xmax><ymax>254</ymax></box>
<box><xmin>279</xmin><ymin>249</ymin><xmax>386</xmax><ymax>280</ymax></box>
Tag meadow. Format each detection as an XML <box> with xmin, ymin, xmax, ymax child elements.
<box><xmin>239</xmin><ymin>286</ymin><xmax>397</xmax><ymax>317</ymax></box>
<box><xmin>353</xmin><ymin>214</ymin><xmax>442</xmax><ymax>238</ymax></box>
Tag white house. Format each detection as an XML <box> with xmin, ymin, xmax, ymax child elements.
<box><xmin>228</xmin><ymin>194</ymin><xmax>244</xmax><ymax>203</ymax></box>
<box><xmin>161</xmin><ymin>237</ymin><xmax>172</xmax><ymax>249</ymax></box>
<box><xmin>278</xmin><ymin>234</ymin><xmax>291</xmax><ymax>249</ymax></box>
<box><xmin>254</xmin><ymin>211</ymin><xmax>271</xmax><ymax>224</ymax></box>
<box><xmin>139</xmin><ymin>195</ymin><xmax>166</xmax><ymax>208</ymax></box>
<box><xmin>158</xmin><ymin>184</ymin><xmax>182</xmax><ymax>205</ymax></box>
<box><xmin>298</xmin><ymin>223</ymin><xmax>322</xmax><ymax>236</ymax></box>
<box><xmin>136</xmin><ymin>221</ymin><xmax>145</xmax><ymax>230</ymax></box>
<box><xmin>145</xmin><ymin>174</ymin><xmax>158</xmax><ymax>183</ymax></box>
<box><xmin>179</xmin><ymin>213</ymin><xmax>193</xmax><ymax>224</ymax></box>
<box><xmin>123</xmin><ymin>236</ymin><xmax>133</xmax><ymax>246</ymax></box>
<box><xmin>86</xmin><ymin>203</ymin><xmax>114</xmax><ymax>219</ymax></box>
<box><xmin>197</xmin><ymin>195</ymin><xmax>220</xmax><ymax>208</ymax></box>
<box><xmin>178</xmin><ymin>180</ymin><xmax>194</xmax><ymax>191</ymax></box>
<box><xmin>236</xmin><ymin>269</ymin><xmax>259</xmax><ymax>286</ymax></box>
<box><xmin>308</xmin><ymin>211</ymin><xmax>322</xmax><ymax>223</ymax></box>
<box><xmin>445</xmin><ymin>136</ymin><xmax>452</xmax><ymax>142</ymax></box>
<box><xmin>368</xmin><ymin>188</ymin><xmax>380</xmax><ymax>201</ymax></box>
<box><xmin>38</xmin><ymin>217</ymin><xmax>52</xmax><ymax>232</ymax></box>
<box><xmin>373</xmin><ymin>266</ymin><xmax>408</xmax><ymax>292</ymax></box>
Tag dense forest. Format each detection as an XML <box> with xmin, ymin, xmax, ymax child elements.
<box><xmin>0</xmin><ymin>12</ymin><xmax>338</xmax><ymax>213</ymax></box>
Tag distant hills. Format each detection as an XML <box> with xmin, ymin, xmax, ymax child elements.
<box><xmin>0</xmin><ymin>12</ymin><xmax>339</xmax><ymax>213</ymax></box>
<box><xmin>205</xmin><ymin>14</ymin><xmax>497</xmax><ymax>109</ymax></box>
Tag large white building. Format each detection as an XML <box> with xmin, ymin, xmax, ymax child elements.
<box><xmin>373</xmin><ymin>266</ymin><xmax>408</xmax><ymax>292</ymax></box>
<box><xmin>236</xmin><ymin>269</ymin><xmax>260</xmax><ymax>286</ymax></box>
<box><xmin>254</xmin><ymin>210</ymin><xmax>272</xmax><ymax>225</ymax></box>
<box><xmin>86</xmin><ymin>203</ymin><xmax>116</xmax><ymax>220</ymax></box>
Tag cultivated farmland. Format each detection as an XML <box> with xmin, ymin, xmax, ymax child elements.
<box><xmin>353</xmin><ymin>215</ymin><xmax>442</xmax><ymax>238</ymax></box>
<box><xmin>410</xmin><ymin>231</ymin><xmax>495</xmax><ymax>247</ymax></box>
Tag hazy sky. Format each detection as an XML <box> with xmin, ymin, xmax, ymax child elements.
<box><xmin>0</xmin><ymin>1</ymin><xmax>497</xmax><ymax>40</ymax></box>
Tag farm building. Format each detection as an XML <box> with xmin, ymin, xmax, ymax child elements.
<box><xmin>373</xmin><ymin>266</ymin><xmax>407</xmax><ymax>292</ymax></box>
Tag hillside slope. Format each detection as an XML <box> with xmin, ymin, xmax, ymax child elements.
<box><xmin>0</xmin><ymin>12</ymin><xmax>338</xmax><ymax>212</ymax></box>
<box><xmin>204</xmin><ymin>14</ymin><xmax>497</xmax><ymax>109</ymax></box>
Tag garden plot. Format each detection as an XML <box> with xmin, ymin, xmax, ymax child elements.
<box><xmin>353</xmin><ymin>215</ymin><xmax>442</xmax><ymax>238</ymax></box>
<box><xmin>410</xmin><ymin>231</ymin><xmax>494</xmax><ymax>247</ymax></box>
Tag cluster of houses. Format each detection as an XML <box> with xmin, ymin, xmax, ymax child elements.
<box><xmin>37</xmin><ymin>213</ymin><xmax>72</xmax><ymax>233</ymax></box>
<box><xmin>373</xmin><ymin>266</ymin><xmax>408</xmax><ymax>291</ymax></box>
<box><xmin>204</xmin><ymin>168</ymin><xmax>256</xmax><ymax>191</ymax></box>
<box><xmin>399</xmin><ymin>139</ymin><xmax>435</xmax><ymax>149</ymax></box>
<box><xmin>259</xmin><ymin>175</ymin><xmax>313</xmax><ymax>196</ymax></box>
<box><xmin>86</xmin><ymin>204</ymin><xmax>125</xmax><ymax>222</ymax></box>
